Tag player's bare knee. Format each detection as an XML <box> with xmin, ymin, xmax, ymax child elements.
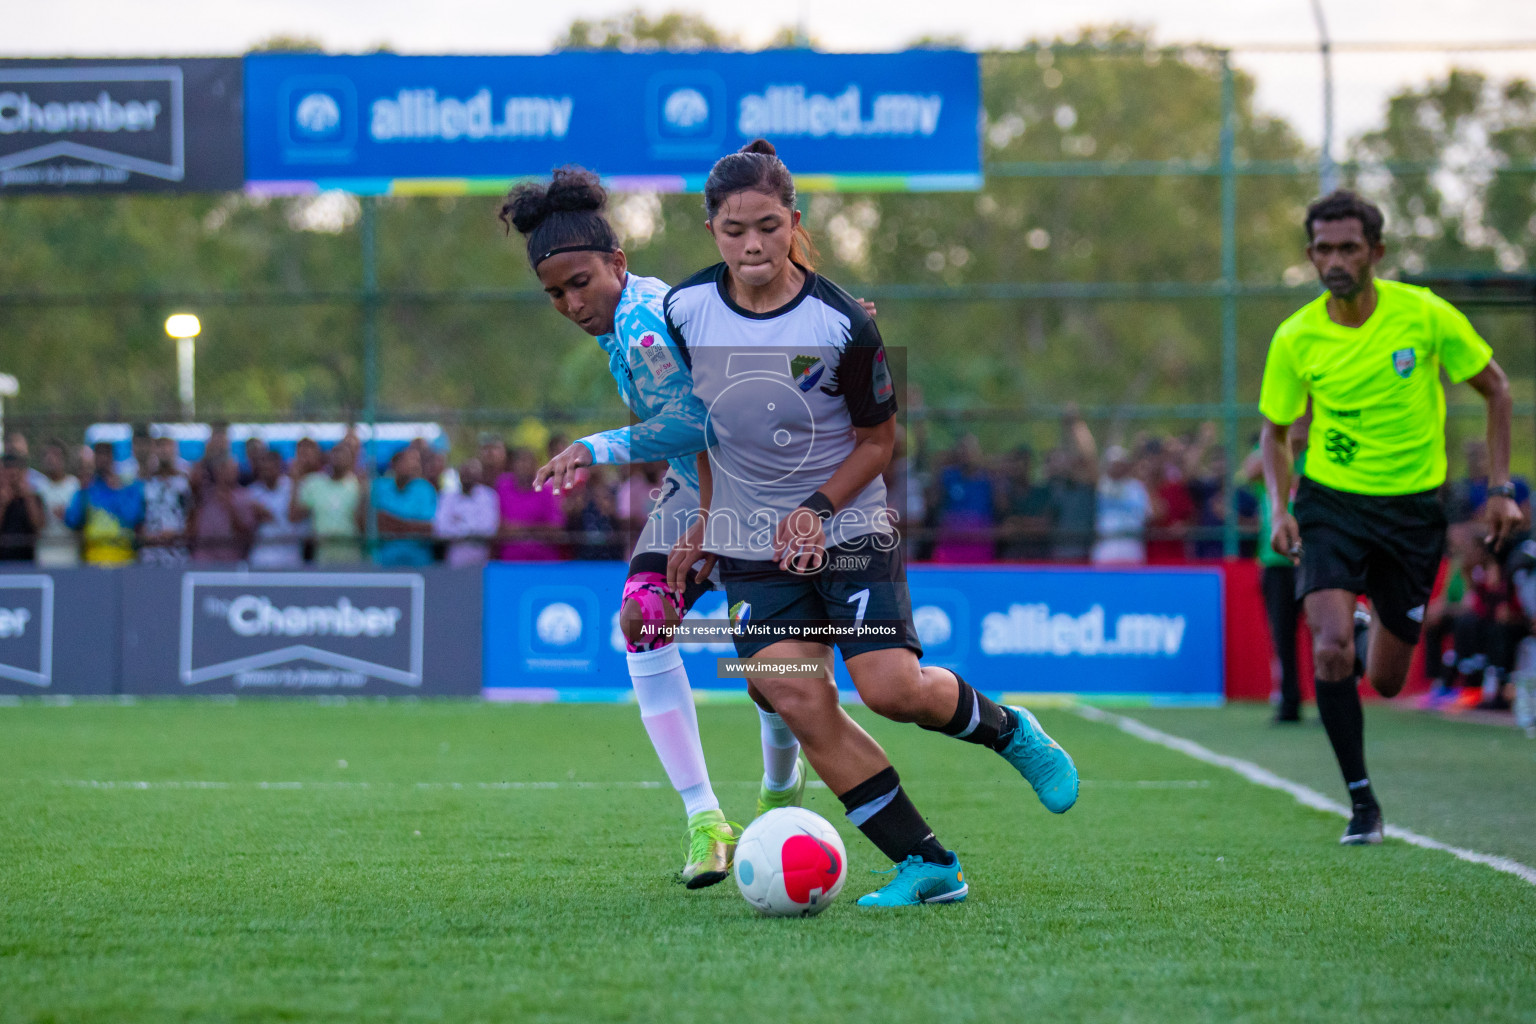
<box><xmin>1313</xmin><ymin>633</ymin><xmax>1354</xmax><ymax>680</ymax></box>
<box><xmin>756</xmin><ymin>678</ymin><xmax>819</xmax><ymax>726</ymax></box>
<box><xmin>747</xmin><ymin>682</ymin><xmax>776</xmax><ymax>713</ymax></box>
<box><xmin>1370</xmin><ymin>670</ymin><xmax>1407</xmax><ymax>699</ymax></box>
<box><xmin>860</xmin><ymin>679</ymin><xmax>925</xmax><ymax>723</ymax></box>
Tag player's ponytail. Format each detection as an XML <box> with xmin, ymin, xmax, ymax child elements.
<box><xmin>704</xmin><ymin>138</ymin><xmax>817</xmax><ymax>271</ymax></box>
<box><xmin>499</xmin><ymin>165</ymin><xmax>619</xmax><ymax>269</ymax></box>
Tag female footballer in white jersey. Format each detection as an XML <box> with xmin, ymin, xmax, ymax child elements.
<box><xmin>501</xmin><ymin>168</ymin><xmax>807</xmax><ymax>889</ymax></box>
<box><xmin>665</xmin><ymin>140</ymin><xmax>1079</xmax><ymax>907</ymax></box>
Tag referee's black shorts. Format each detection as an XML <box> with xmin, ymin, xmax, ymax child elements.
<box><xmin>1293</xmin><ymin>477</ymin><xmax>1447</xmax><ymax>643</ymax></box>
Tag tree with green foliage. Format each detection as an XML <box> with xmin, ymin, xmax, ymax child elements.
<box><xmin>1353</xmin><ymin>69</ymin><xmax>1536</xmax><ymax>276</ymax></box>
<box><xmin>0</xmin><ymin>19</ymin><xmax>1523</xmax><ymax>460</ymax></box>
<box><xmin>555</xmin><ymin>10</ymin><xmax>738</xmax><ymax>52</ymax></box>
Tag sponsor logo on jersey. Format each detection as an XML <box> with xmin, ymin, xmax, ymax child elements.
<box><xmin>729</xmin><ymin>600</ymin><xmax>752</xmax><ymax>627</ymax></box>
<box><xmin>635</xmin><ymin>332</ymin><xmax>679</xmax><ymax>382</ymax></box>
<box><xmin>872</xmin><ymin>348</ymin><xmax>894</xmax><ymax>402</ymax></box>
<box><xmin>1393</xmin><ymin>347</ymin><xmax>1416</xmax><ymax>378</ymax></box>
<box><xmin>1323</xmin><ymin>428</ymin><xmax>1359</xmax><ymax>465</ymax></box>
<box><xmin>791</xmin><ymin>354</ymin><xmax>825</xmax><ymax>392</ymax></box>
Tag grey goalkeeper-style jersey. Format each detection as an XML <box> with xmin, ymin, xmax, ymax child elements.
<box><xmin>663</xmin><ymin>263</ymin><xmax>898</xmax><ymax>560</ymax></box>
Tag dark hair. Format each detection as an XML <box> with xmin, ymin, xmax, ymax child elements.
<box><xmin>499</xmin><ymin>166</ymin><xmax>618</xmax><ymax>269</ymax></box>
<box><xmin>1305</xmin><ymin>189</ymin><xmax>1385</xmax><ymax>247</ymax></box>
<box><xmin>703</xmin><ymin>139</ymin><xmax>818</xmax><ymax>269</ymax></box>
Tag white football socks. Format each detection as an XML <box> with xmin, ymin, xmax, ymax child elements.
<box><xmin>628</xmin><ymin>645</ymin><xmax>718</xmax><ymax>817</ymax></box>
<box><xmin>758</xmin><ymin>709</ymin><xmax>802</xmax><ymax>792</ymax></box>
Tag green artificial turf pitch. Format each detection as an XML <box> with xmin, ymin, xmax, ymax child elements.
<box><xmin>2</xmin><ymin>699</ymin><xmax>1534</xmax><ymax>1023</ymax></box>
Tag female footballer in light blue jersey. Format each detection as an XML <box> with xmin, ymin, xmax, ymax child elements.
<box><xmin>500</xmin><ymin>167</ymin><xmax>806</xmax><ymax>889</ymax></box>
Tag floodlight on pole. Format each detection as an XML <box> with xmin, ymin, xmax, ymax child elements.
<box><xmin>1309</xmin><ymin>0</ymin><xmax>1339</xmax><ymax>195</ymax></box>
<box><xmin>0</xmin><ymin>372</ymin><xmax>16</xmax><ymax>440</ymax></box>
<box><xmin>164</xmin><ymin>313</ymin><xmax>201</xmax><ymax>422</ymax></box>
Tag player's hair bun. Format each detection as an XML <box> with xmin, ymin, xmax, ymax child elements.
<box><xmin>500</xmin><ymin>166</ymin><xmax>607</xmax><ymax>237</ymax></box>
<box><xmin>741</xmin><ymin>138</ymin><xmax>777</xmax><ymax>157</ymax></box>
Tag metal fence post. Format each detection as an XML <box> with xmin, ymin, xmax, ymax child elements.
<box><xmin>1220</xmin><ymin>51</ymin><xmax>1241</xmax><ymax>558</ymax></box>
<box><xmin>361</xmin><ymin>194</ymin><xmax>380</xmax><ymax>554</ymax></box>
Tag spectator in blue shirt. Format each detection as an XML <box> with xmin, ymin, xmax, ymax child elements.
<box><xmin>1450</xmin><ymin>439</ymin><xmax>1531</xmax><ymax>526</ymax></box>
<box><xmin>931</xmin><ymin>434</ymin><xmax>1001</xmax><ymax>563</ymax></box>
<box><xmin>64</xmin><ymin>442</ymin><xmax>145</xmax><ymax>565</ymax></box>
<box><xmin>371</xmin><ymin>446</ymin><xmax>438</xmax><ymax>566</ymax></box>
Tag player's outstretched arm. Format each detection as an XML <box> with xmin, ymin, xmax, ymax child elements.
<box><xmin>534</xmin><ymin>443</ymin><xmax>592</xmax><ymax>495</ymax></box>
<box><xmin>1466</xmin><ymin>358</ymin><xmax>1521</xmax><ymax>547</ymax></box>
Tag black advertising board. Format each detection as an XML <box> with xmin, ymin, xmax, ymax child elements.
<box><xmin>0</xmin><ymin>58</ymin><xmax>242</xmax><ymax>192</ymax></box>
<box><xmin>120</xmin><ymin>566</ymin><xmax>482</xmax><ymax>696</ymax></box>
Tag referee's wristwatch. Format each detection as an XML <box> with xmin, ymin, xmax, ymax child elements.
<box><xmin>1488</xmin><ymin>482</ymin><xmax>1518</xmax><ymax>501</ymax></box>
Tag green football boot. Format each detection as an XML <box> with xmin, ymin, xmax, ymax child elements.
<box><xmin>755</xmin><ymin>754</ymin><xmax>810</xmax><ymax>819</ymax></box>
<box><xmin>679</xmin><ymin>809</ymin><xmax>738</xmax><ymax>890</ymax></box>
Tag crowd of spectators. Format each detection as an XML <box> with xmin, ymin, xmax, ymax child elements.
<box><xmin>1414</xmin><ymin>439</ymin><xmax>1535</xmax><ymax>712</ymax></box>
<box><xmin>0</xmin><ymin>420</ymin><xmax>1526</xmax><ymax>585</ymax></box>
<box><xmin>0</xmin><ymin>425</ymin><xmax>635</xmax><ymax>568</ymax></box>
<box><xmin>907</xmin><ymin>408</ymin><xmax>1248</xmax><ymax>565</ymax></box>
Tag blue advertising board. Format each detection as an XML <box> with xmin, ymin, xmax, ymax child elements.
<box><xmin>244</xmin><ymin>51</ymin><xmax>980</xmax><ymax>195</ymax></box>
<box><xmin>482</xmin><ymin>563</ymin><xmax>1223</xmax><ymax>706</ymax></box>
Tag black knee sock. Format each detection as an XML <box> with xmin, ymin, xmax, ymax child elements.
<box><xmin>1315</xmin><ymin>675</ymin><xmax>1376</xmax><ymax>807</ymax></box>
<box><xmin>921</xmin><ymin>672</ymin><xmax>1017</xmax><ymax>752</ymax></box>
<box><xmin>837</xmin><ymin>766</ymin><xmax>950</xmax><ymax>865</ymax></box>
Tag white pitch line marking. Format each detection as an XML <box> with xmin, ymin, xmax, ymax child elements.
<box><xmin>1073</xmin><ymin>704</ymin><xmax>1536</xmax><ymax>888</ymax></box>
<box><xmin>35</xmin><ymin>778</ymin><xmax>1205</xmax><ymax>793</ymax></box>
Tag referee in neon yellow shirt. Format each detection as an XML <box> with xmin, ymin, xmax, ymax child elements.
<box><xmin>1259</xmin><ymin>190</ymin><xmax>1521</xmax><ymax>846</ymax></box>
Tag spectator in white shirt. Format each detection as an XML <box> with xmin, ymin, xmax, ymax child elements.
<box><xmin>247</xmin><ymin>450</ymin><xmax>306</xmax><ymax>568</ymax></box>
<box><xmin>433</xmin><ymin>457</ymin><xmax>499</xmax><ymax>568</ymax></box>
<box><xmin>1093</xmin><ymin>444</ymin><xmax>1151</xmax><ymax>565</ymax></box>
<box><xmin>34</xmin><ymin>439</ymin><xmax>81</xmax><ymax>567</ymax></box>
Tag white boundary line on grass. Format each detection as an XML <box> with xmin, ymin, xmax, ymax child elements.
<box><xmin>1074</xmin><ymin>705</ymin><xmax>1536</xmax><ymax>888</ymax></box>
<box><xmin>32</xmin><ymin>778</ymin><xmax>1207</xmax><ymax>792</ymax></box>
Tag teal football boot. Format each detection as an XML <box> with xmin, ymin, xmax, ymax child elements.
<box><xmin>856</xmin><ymin>853</ymin><xmax>969</xmax><ymax>908</ymax></box>
<box><xmin>999</xmin><ymin>706</ymin><xmax>1079</xmax><ymax>813</ymax></box>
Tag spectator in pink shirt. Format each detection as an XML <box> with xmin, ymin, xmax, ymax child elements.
<box><xmin>496</xmin><ymin>447</ymin><xmax>564</xmax><ymax>560</ymax></box>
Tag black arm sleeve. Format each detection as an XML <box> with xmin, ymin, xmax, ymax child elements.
<box><xmin>835</xmin><ymin>319</ymin><xmax>898</xmax><ymax>428</ymax></box>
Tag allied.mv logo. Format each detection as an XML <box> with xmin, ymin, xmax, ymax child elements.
<box><xmin>647</xmin><ymin>73</ymin><xmax>725</xmax><ymax>154</ymax></box>
<box><xmin>293</xmin><ymin>92</ymin><xmax>342</xmax><ymax>140</ymax></box>
<box><xmin>535</xmin><ymin>602</ymin><xmax>583</xmax><ymax>647</ymax></box>
<box><xmin>662</xmin><ymin>88</ymin><xmax>710</xmax><ymax>133</ymax></box>
<box><xmin>913</xmin><ymin>605</ymin><xmax>953</xmax><ymax>647</ymax></box>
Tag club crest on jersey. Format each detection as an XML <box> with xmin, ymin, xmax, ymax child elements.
<box><xmin>791</xmin><ymin>354</ymin><xmax>826</xmax><ymax>392</ymax></box>
<box><xmin>1392</xmin><ymin>347</ymin><xmax>1416</xmax><ymax>378</ymax></box>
